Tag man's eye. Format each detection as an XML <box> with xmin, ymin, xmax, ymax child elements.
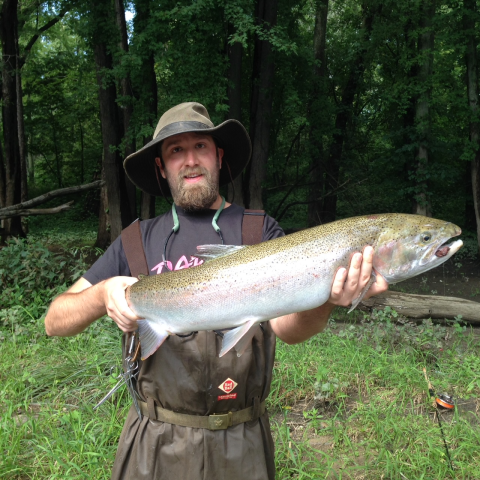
<box><xmin>172</xmin><ymin>147</ymin><xmax>181</xmax><ymax>153</ymax></box>
<box><xmin>196</xmin><ymin>143</ymin><xmax>206</xmax><ymax>149</ymax></box>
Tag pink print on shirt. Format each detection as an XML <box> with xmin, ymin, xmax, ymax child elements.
<box><xmin>151</xmin><ymin>256</ymin><xmax>204</xmax><ymax>274</ymax></box>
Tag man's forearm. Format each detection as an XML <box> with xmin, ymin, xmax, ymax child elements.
<box><xmin>270</xmin><ymin>302</ymin><xmax>335</xmax><ymax>344</ymax></box>
<box><xmin>45</xmin><ymin>282</ymin><xmax>107</xmax><ymax>337</ymax></box>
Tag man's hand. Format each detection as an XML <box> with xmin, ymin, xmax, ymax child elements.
<box><xmin>45</xmin><ymin>276</ymin><xmax>141</xmax><ymax>336</ymax></box>
<box><xmin>328</xmin><ymin>246</ymin><xmax>388</xmax><ymax>307</ymax></box>
<box><xmin>103</xmin><ymin>276</ymin><xmax>141</xmax><ymax>332</ymax></box>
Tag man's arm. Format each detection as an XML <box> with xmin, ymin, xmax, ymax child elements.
<box><xmin>44</xmin><ymin>276</ymin><xmax>140</xmax><ymax>337</ymax></box>
<box><xmin>271</xmin><ymin>246</ymin><xmax>388</xmax><ymax>344</ymax></box>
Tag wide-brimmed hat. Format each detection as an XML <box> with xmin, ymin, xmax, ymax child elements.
<box><xmin>123</xmin><ymin>102</ymin><xmax>252</xmax><ymax>197</ymax></box>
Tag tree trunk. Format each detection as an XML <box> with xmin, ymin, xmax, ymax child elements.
<box><xmin>0</xmin><ymin>138</ymin><xmax>5</xmax><ymax>208</ymax></box>
<box><xmin>322</xmin><ymin>3</ymin><xmax>376</xmax><ymax>224</ymax></box>
<box><xmin>412</xmin><ymin>0</ymin><xmax>435</xmax><ymax>216</ymax></box>
<box><xmin>15</xmin><ymin>56</ymin><xmax>27</xmax><ymax>205</ymax></box>
<box><xmin>115</xmin><ymin>0</ymin><xmax>137</xmax><ymax>222</ymax></box>
<box><xmin>307</xmin><ymin>0</ymin><xmax>329</xmax><ymax>226</ymax></box>
<box><xmin>245</xmin><ymin>0</ymin><xmax>278</xmax><ymax>209</ymax></box>
<box><xmin>91</xmin><ymin>0</ymin><xmax>135</xmax><ymax>246</ymax></box>
<box><xmin>94</xmin><ymin>40</ymin><xmax>124</xmax><ymax>244</ymax></box>
<box><xmin>95</xmin><ymin>167</ymin><xmax>111</xmax><ymax>249</ymax></box>
<box><xmin>464</xmin><ymin>0</ymin><xmax>480</xmax><ymax>255</ymax></box>
<box><xmin>134</xmin><ymin>0</ymin><xmax>158</xmax><ymax>220</ymax></box>
<box><xmin>227</xmin><ymin>21</ymin><xmax>244</xmax><ymax>206</ymax></box>
<box><xmin>0</xmin><ymin>0</ymin><xmax>24</xmax><ymax>238</ymax></box>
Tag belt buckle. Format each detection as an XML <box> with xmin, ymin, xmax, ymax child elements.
<box><xmin>208</xmin><ymin>412</ymin><xmax>233</xmax><ymax>430</ymax></box>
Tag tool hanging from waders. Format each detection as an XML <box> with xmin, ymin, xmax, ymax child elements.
<box><xmin>94</xmin><ymin>210</ymin><xmax>266</xmax><ymax>424</ymax></box>
<box><xmin>94</xmin><ymin>333</ymin><xmax>142</xmax><ymax>419</ymax></box>
<box><xmin>422</xmin><ymin>367</ymin><xmax>455</xmax><ymax>471</ymax></box>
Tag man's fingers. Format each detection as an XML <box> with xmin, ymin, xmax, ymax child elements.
<box><xmin>330</xmin><ymin>267</ymin><xmax>348</xmax><ymax>300</ymax></box>
<box><xmin>358</xmin><ymin>246</ymin><xmax>374</xmax><ymax>285</ymax></box>
<box><xmin>103</xmin><ymin>276</ymin><xmax>141</xmax><ymax>331</ymax></box>
<box><xmin>363</xmin><ymin>271</ymin><xmax>388</xmax><ymax>299</ymax></box>
<box><xmin>345</xmin><ymin>252</ymin><xmax>363</xmax><ymax>292</ymax></box>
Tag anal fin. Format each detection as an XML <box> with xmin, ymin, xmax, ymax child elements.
<box><xmin>219</xmin><ymin>319</ymin><xmax>258</xmax><ymax>357</ymax></box>
<box><xmin>137</xmin><ymin>319</ymin><xmax>169</xmax><ymax>360</ymax></box>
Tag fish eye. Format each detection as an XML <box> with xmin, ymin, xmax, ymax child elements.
<box><xmin>422</xmin><ymin>232</ymin><xmax>431</xmax><ymax>242</ymax></box>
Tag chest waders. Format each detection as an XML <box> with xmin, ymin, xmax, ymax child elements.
<box><xmin>120</xmin><ymin>209</ymin><xmax>266</xmax><ymax>430</ymax></box>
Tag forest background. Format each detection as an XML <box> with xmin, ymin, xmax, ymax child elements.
<box><xmin>1</xmin><ymin>0</ymin><xmax>480</xmax><ymax>249</ymax></box>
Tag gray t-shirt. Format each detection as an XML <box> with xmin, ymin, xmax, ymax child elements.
<box><xmin>84</xmin><ymin>203</ymin><xmax>284</xmax><ymax>283</ymax></box>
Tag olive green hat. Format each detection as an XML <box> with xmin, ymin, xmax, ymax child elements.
<box><xmin>123</xmin><ymin>102</ymin><xmax>252</xmax><ymax>197</ymax></box>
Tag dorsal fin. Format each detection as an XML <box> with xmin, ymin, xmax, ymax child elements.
<box><xmin>195</xmin><ymin>244</ymin><xmax>246</xmax><ymax>262</ymax></box>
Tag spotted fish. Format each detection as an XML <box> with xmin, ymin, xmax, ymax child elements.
<box><xmin>126</xmin><ymin>213</ymin><xmax>463</xmax><ymax>360</ymax></box>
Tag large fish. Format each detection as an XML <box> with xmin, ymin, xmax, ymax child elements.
<box><xmin>126</xmin><ymin>213</ymin><xmax>463</xmax><ymax>360</ymax></box>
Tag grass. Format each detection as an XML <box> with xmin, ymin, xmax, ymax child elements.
<box><xmin>270</xmin><ymin>317</ymin><xmax>480</xmax><ymax>479</ymax></box>
<box><xmin>1</xmin><ymin>315</ymin><xmax>479</xmax><ymax>479</ymax></box>
<box><xmin>1</xmin><ymin>228</ymin><xmax>480</xmax><ymax>479</ymax></box>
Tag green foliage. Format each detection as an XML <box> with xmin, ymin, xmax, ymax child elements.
<box><xmin>354</xmin><ymin>307</ymin><xmax>450</xmax><ymax>358</ymax></box>
<box><xmin>0</xmin><ymin>237</ymin><xmax>97</xmax><ymax>332</ymax></box>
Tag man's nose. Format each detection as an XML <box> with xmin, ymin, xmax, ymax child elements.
<box><xmin>184</xmin><ymin>148</ymin><xmax>198</xmax><ymax>166</ymax></box>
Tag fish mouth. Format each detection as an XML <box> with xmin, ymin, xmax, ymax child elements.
<box><xmin>434</xmin><ymin>239</ymin><xmax>463</xmax><ymax>259</ymax></box>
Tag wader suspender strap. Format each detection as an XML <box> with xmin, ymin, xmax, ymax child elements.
<box><xmin>120</xmin><ymin>210</ymin><xmax>267</xmax><ymax>428</ymax></box>
<box><xmin>242</xmin><ymin>209</ymin><xmax>266</xmax><ymax>246</ymax></box>
<box><xmin>121</xmin><ymin>219</ymin><xmax>149</xmax><ymax>279</ymax></box>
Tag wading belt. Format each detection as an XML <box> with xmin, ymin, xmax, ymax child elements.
<box><xmin>138</xmin><ymin>399</ymin><xmax>266</xmax><ymax>430</ymax></box>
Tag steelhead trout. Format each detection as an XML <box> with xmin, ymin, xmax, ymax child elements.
<box><xmin>126</xmin><ymin>213</ymin><xmax>462</xmax><ymax>360</ymax></box>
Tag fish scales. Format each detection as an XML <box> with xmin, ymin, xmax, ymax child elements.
<box><xmin>126</xmin><ymin>213</ymin><xmax>463</xmax><ymax>359</ymax></box>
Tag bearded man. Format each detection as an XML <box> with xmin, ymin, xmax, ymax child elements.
<box><xmin>45</xmin><ymin>102</ymin><xmax>387</xmax><ymax>479</ymax></box>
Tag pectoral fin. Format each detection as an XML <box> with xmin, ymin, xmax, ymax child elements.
<box><xmin>348</xmin><ymin>271</ymin><xmax>377</xmax><ymax>313</ymax></box>
<box><xmin>137</xmin><ymin>319</ymin><xmax>169</xmax><ymax>360</ymax></box>
<box><xmin>219</xmin><ymin>319</ymin><xmax>258</xmax><ymax>357</ymax></box>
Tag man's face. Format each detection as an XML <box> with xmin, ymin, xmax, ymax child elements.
<box><xmin>156</xmin><ymin>132</ymin><xmax>224</xmax><ymax>211</ymax></box>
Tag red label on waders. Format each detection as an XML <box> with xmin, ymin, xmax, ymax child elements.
<box><xmin>218</xmin><ymin>393</ymin><xmax>237</xmax><ymax>400</ymax></box>
<box><xmin>218</xmin><ymin>378</ymin><xmax>238</xmax><ymax>400</ymax></box>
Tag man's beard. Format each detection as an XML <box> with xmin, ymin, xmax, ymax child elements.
<box><xmin>165</xmin><ymin>161</ymin><xmax>220</xmax><ymax>212</ymax></box>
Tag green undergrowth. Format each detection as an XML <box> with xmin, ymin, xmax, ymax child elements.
<box><xmin>0</xmin><ymin>234</ymin><xmax>101</xmax><ymax>334</ymax></box>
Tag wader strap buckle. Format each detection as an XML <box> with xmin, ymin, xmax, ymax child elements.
<box><xmin>208</xmin><ymin>412</ymin><xmax>233</xmax><ymax>430</ymax></box>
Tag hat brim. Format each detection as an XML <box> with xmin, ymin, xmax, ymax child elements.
<box><xmin>123</xmin><ymin>119</ymin><xmax>251</xmax><ymax>197</ymax></box>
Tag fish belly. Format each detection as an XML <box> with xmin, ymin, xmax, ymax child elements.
<box><xmin>132</xmin><ymin>249</ymin><xmax>337</xmax><ymax>334</ymax></box>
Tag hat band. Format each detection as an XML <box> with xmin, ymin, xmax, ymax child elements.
<box><xmin>156</xmin><ymin>121</ymin><xmax>214</xmax><ymax>140</ymax></box>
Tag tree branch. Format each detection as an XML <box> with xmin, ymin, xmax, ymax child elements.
<box><xmin>276</xmin><ymin>178</ymin><xmax>367</xmax><ymax>221</ymax></box>
<box><xmin>0</xmin><ymin>180</ymin><xmax>104</xmax><ymax>218</ymax></box>
<box><xmin>20</xmin><ymin>2</ymin><xmax>76</xmax><ymax>68</ymax></box>
<box><xmin>1</xmin><ymin>201</ymin><xmax>74</xmax><ymax>219</ymax></box>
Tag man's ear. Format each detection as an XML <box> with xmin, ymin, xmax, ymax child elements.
<box><xmin>217</xmin><ymin>148</ymin><xmax>224</xmax><ymax>169</ymax></box>
<box><xmin>155</xmin><ymin>157</ymin><xmax>167</xmax><ymax>179</ymax></box>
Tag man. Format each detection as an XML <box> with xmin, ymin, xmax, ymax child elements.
<box><xmin>45</xmin><ymin>102</ymin><xmax>387</xmax><ymax>479</ymax></box>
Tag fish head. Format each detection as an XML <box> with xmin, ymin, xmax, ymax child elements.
<box><xmin>373</xmin><ymin>215</ymin><xmax>463</xmax><ymax>284</ymax></box>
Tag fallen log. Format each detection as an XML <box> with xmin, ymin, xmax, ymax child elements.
<box><xmin>7</xmin><ymin>201</ymin><xmax>74</xmax><ymax>217</ymax></box>
<box><xmin>0</xmin><ymin>181</ymin><xmax>104</xmax><ymax>220</ymax></box>
<box><xmin>362</xmin><ymin>291</ymin><xmax>480</xmax><ymax>324</ymax></box>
